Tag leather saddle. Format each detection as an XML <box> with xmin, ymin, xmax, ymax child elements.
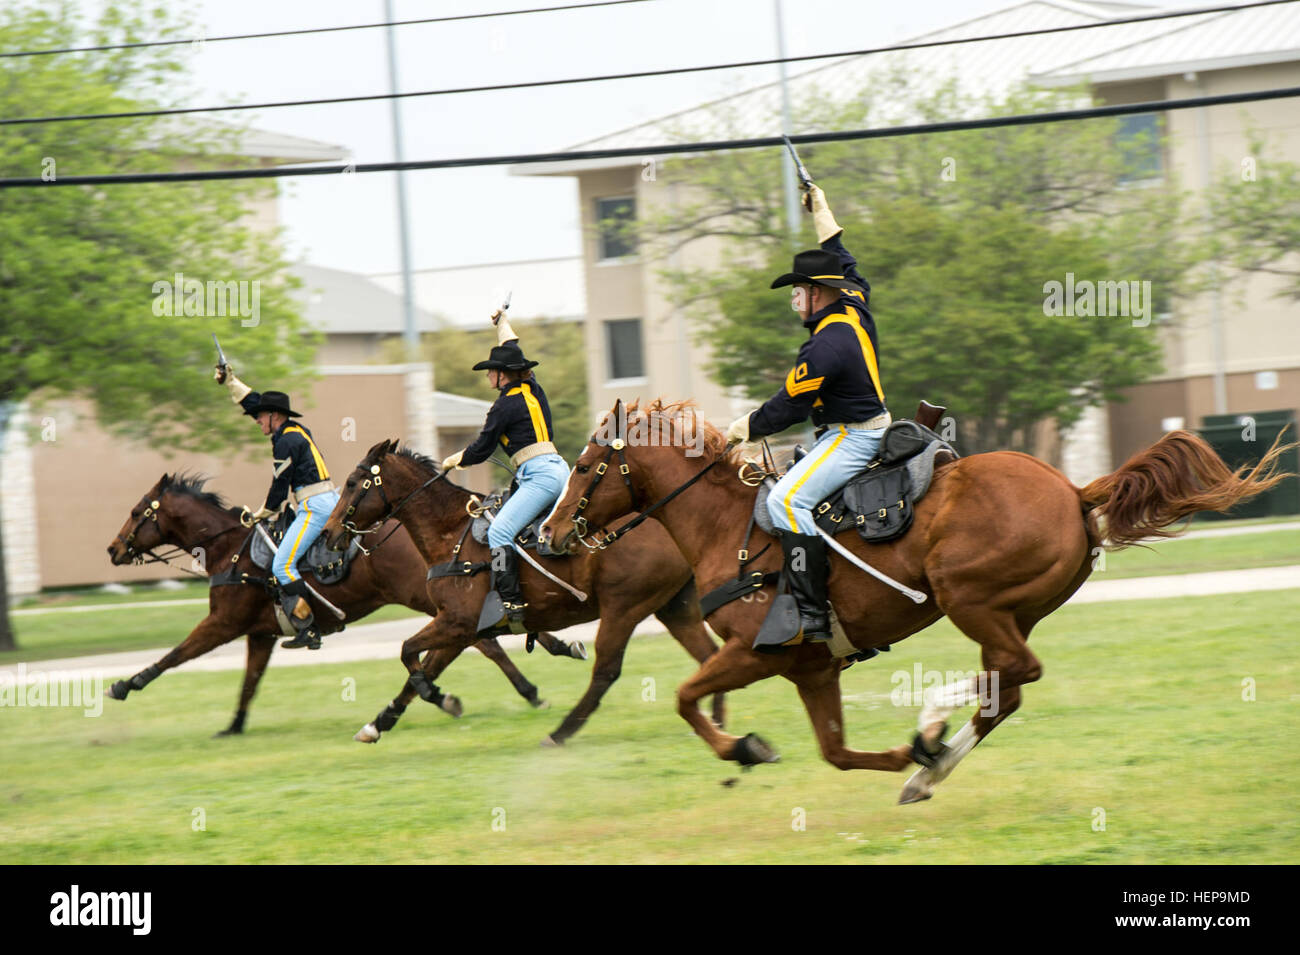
<box><xmin>470</xmin><ymin>490</ymin><xmax>567</xmax><ymax>558</ymax></box>
<box><xmin>753</xmin><ymin>403</ymin><xmax>959</xmax><ymax>545</ymax></box>
<box><xmin>249</xmin><ymin>510</ymin><xmax>361</xmax><ymax>586</ymax></box>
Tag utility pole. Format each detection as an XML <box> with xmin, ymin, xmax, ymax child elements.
<box><xmin>384</xmin><ymin>0</ymin><xmax>419</xmax><ymax>353</ymax></box>
<box><xmin>774</xmin><ymin>0</ymin><xmax>800</xmax><ymax>243</ymax></box>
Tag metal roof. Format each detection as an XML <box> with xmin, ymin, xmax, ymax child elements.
<box><xmin>293</xmin><ymin>263</ymin><xmax>440</xmax><ymax>335</ymax></box>
<box><xmin>1035</xmin><ymin>2</ymin><xmax>1300</xmax><ymax>84</ymax></box>
<box><xmin>368</xmin><ymin>256</ymin><xmax>586</xmax><ymax>328</ymax></box>
<box><xmin>516</xmin><ymin>0</ymin><xmax>1296</xmax><ymax>174</ymax></box>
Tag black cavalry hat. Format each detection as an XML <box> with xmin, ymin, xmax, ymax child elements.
<box><xmin>243</xmin><ymin>391</ymin><xmax>302</xmax><ymax>418</ymax></box>
<box><xmin>472</xmin><ymin>339</ymin><xmax>539</xmax><ymax>372</ymax></box>
<box><xmin>770</xmin><ymin>248</ymin><xmax>859</xmax><ymax>291</ymax></box>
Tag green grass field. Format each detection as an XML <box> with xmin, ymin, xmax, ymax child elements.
<box><xmin>6</xmin><ymin>522</ymin><xmax>1296</xmax><ymax>664</ymax></box>
<box><xmin>3</xmin><ymin>589</ymin><xmax>1296</xmax><ymax>864</ymax></box>
<box><xmin>1098</xmin><ymin>527</ymin><xmax>1299</xmax><ymax>579</ymax></box>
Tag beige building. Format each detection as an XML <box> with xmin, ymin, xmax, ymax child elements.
<box><xmin>516</xmin><ymin>0</ymin><xmax>1300</xmax><ymax>485</ymax></box>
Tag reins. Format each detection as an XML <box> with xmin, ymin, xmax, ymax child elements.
<box><xmin>340</xmin><ymin>460</ymin><xmax>450</xmax><ymax>555</ymax></box>
<box><xmin>570</xmin><ymin>439</ymin><xmax>721</xmax><ymax>550</ymax></box>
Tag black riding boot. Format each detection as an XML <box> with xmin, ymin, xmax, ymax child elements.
<box><xmin>491</xmin><ymin>546</ymin><xmax>527</xmax><ymax>625</ymax></box>
<box><xmin>782</xmin><ymin>532</ymin><xmax>831</xmax><ymax>642</ymax></box>
<box><xmin>278</xmin><ymin>580</ymin><xmax>321</xmax><ymax>650</ymax></box>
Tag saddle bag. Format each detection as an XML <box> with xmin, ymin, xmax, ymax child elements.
<box><xmin>843</xmin><ymin>461</ymin><xmax>913</xmax><ymax>543</ymax></box>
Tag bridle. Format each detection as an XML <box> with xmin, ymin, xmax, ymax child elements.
<box><xmin>565</xmin><ymin>437</ymin><xmax>719</xmax><ymax>551</ymax></box>
<box><xmin>339</xmin><ymin>458</ymin><xmax>448</xmax><ymax>555</ymax></box>
<box><xmin>569</xmin><ymin>438</ymin><xmax>637</xmax><ymax>545</ymax></box>
<box><xmin>119</xmin><ymin>495</ymin><xmax>246</xmax><ymax>575</ymax></box>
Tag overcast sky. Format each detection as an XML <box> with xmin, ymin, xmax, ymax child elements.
<box><xmin>174</xmin><ymin>0</ymin><xmax>1176</xmax><ymax>275</ymax></box>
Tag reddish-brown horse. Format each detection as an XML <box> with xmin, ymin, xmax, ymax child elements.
<box><xmin>542</xmin><ymin>399</ymin><xmax>1291</xmax><ymax>803</ymax></box>
<box><xmin>106</xmin><ymin>473</ymin><xmax>581</xmax><ymax>735</ymax></box>
<box><xmin>320</xmin><ymin>440</ymin><xmax>724</xmax><ymax>746</ymax></box>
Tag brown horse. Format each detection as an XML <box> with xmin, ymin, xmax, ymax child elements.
<box><xmin>542</xmin><ymin>399</ymin><xmax>1291</xmax><ymax>803</ymax></box>
<box><xmin>106</xmin><ymin>473</ymin><xmax>582</xmax><ymax>735</ymax></box>
<box><xmin>320</xmin><ymin>440</ymin><xmax>724</xmax><ymax>746</ymax></box>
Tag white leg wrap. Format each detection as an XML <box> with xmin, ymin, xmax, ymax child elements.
<box><xmin>917</xmin><ymin>677</ymin><xmax>979</xmax><ymax>733</ymax></box>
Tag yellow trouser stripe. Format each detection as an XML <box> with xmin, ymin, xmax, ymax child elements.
<box><xmin>814</xmin><ymin>314</ymin><xmax>885</xmax><ymax>402</ymax></box>
<box><xmin>508</xmin><ymin>383</ymin><xmax>549</xmax><ymax>443</ymax></box>
<box><xmin>282</xmin><ymin>426</ymin><xmax>329</xmax><ymax>480</ymax></box>
<box><xmin>283</xmin><ymin>500</ymin><xmax>312</xmax><ymax>582</ymax></box>
<box><xmin>785</xmin><ymin>426</ymin><xmax>845</xmax><ymax>529</ymax></box>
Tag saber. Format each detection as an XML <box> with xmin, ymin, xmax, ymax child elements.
<box><xmin>253</xmin><ymin>523</ymin><xmax>347</xmax><ymax>619</ymax></box>
<box><xmin>815</xmin><ymin>526</ymin><xmax>928</xmax><ymax>604</ymax></box>
<box><xmin>782</xmin><ymin>134</ymin><xmax>813</xmax><ymax>190</ymax></box>
<box><xmin>212</xmin><ymin>332</ymin><xmax>230</xmax><ymax>372</ymax></box>
<box><xmin>483</xmin><ymin>510</ymin><xmax>587</xmax><ymax>602</ymax></box>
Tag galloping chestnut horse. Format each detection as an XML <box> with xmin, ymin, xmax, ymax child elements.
<box><xmin>542</xmin><ymin>399</ymin><xmax>1291</xmax><ymax>803</ymax></box>
<box><xmin>320</xmin><ymin>440</ymin><xmax>724</xmax><ymax>746</ymax></box>
<box><xmin>106</xmin><ymin>473</ymin><xmax>581</xmax><ymax>735</ymax></box>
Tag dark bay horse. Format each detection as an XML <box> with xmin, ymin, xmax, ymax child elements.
<box><xmin>106</xmin><ymin>473</ymin><xmax>582</xmax><ymax>735</ymax></box>
<box><xmin>320</xmin><ymin>440</ymin><xmax>724</xmax><ymax>746</ymax></box>
<box><xmin>542</xmin><ymin>399</ymin><xmax>1291</xmax><ymax>803</ymax></box>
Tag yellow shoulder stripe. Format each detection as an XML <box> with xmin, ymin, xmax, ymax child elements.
<box><xmin>813</xmin><ymin>313</ymin><xmax>885</xmax><ymax>402</ymax></box>
<box><xmin>508</xmin><ymin>383</ymin><xmax>549</xmax><ymax>443</ymax></box>
<box><xmin>281</xmin><ymin>425</ymin><xmax>329</xmax><ymax>480</ymax></box>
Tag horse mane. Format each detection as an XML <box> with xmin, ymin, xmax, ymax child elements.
<box><xmin>161</xmin><ymin>472</ymin><xmax>230</xmax><ymax>511</ymax></box>
<box><xmin>614</xmin><ymin>398</ymin><xmax>745</xmax><ymax>481</ymax></box>
<box><xmin>369</xmin><ymin>442</ymin><xmax>476</xmax><ymax>498</ymax></box>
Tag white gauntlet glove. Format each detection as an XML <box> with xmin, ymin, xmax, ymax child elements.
<box><xmin>493</xmin><ymin>311</ymin><xmax>519</xmax><ymax>345</ymax></box>
<box><xmin>441</xmin><ymin>450</ymin><xmax>465</xmax><ymax>471</ymax></box>
<box><xmin>216</xmin><ymin>365</ymin><xmax>252</xmax><ymax>403</ymax></box>
<box><xmin>725</xmin><ymin>414</ymin><xmax>752</xmax><ymax>447</ymax></box>
<box><xmin>803</xmin><ymin>184</ymin><xmax>843</xmax><ymax>243</ymax></box>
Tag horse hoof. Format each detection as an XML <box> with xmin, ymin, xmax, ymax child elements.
<box><xmin>898</xmin><ymin>768</ymin><xmax>934</xmax><ymax>804</ymax></box>
<box><xmin>530</xmin><ymin>698</ymin><xmax>550</xmax><ymax>710</ymax></box>
<box><xmin>439</xmin><ymin>695</ymin><xmax>464</xmax><ymax>719</ymax></box>
<box><xmin>569</xmin><ymin>641</ymin><xmax>588</xmax><ymax>661</ymax></box>
<box><xmin>733</xmin><ymin>733</ymin><xmax>780</xmax><ymax>767</ymax></box>
<box><xmin>212</xmin><ymin>728</ymin><xmax>241</xmax><ymax>739</ymax></box>
<box><xmin>105</xmin><ymin>681</ymin><xmax>130</xmax><ymax>701</ymax></box>
<box><xmin>354</xmin><ymin>723</ymin><xmax>381</xmax><ymax>743</ymax></box>
<box><xmin>540</xmin><ymin>735</ymin><xmax>562</xmax><ymax>748</ymax></box>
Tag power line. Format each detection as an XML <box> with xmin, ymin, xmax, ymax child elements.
<box><xmin>2</xmin><ymin>0</ymin><xmax>1295</xmax><ymax>128</ymax></box>
<box><xmin>0</xmin><ymin>0</ymin><xmax>655</xmax><ymax>59</ymax></box>
<box><xmin>4</xmin><ymin>84</ymin><xmax>1297</xmax><ymax>189</ymax></box>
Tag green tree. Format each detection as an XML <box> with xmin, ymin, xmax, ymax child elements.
<box><xmin>641</xmin><ymin>73</ymin><xmax>1199</xmax><ymax>453</ymax></box>
<box><xmin>383</xmin><ymin>319</ymin><xmax>591</xmax><ymax>464</ymax></box>
<box><xmin>0</xmin><ymin>2</ymin><xmax>316</xmax><ymax>650</ymax></box>
<box><xmin>1206</xmin><ymin>134</ymin><xmax>1300</xmax><ymax>298</ymax></box>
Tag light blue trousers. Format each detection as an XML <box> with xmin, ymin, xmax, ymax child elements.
<box><xmin>767</xmin><ymin>426</ymin><xmax>886</xmax><ymax>535</ymax></box>
<box><xmin>273</xmin><ymin>488</ymin><xmax>341</xmax><ymax>584</ymax></box>
<box><xmin>488</xmin><ymin>453</ymin><xmax>570</xmax><ymax>548</ymax></box>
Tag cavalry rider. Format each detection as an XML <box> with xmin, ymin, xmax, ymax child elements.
<box><xmin>726</xmin><ymin>182</ymin><xmax>889</xmax><ymax>643</ymax></box>
<box><xmin>214</xmin><ymin>365</ymin><xmax>340</xmax><ymax>650</ymax></box>
<box><xmin>441</xmin><ymin>308</ymin><xmax>569</xmax><ymax>631</ymax></box>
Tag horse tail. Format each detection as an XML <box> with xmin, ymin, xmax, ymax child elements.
<box><xmin>1077</xmin><ymin>429</ymin><xmax>1293</xmax><ymax>548</ymax></box>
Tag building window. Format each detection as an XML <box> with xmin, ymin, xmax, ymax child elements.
<box><xmin>1116</xmin><ymin>112</ymin><xmax>1162</xmax><ymax>182</ymax></box>
<box><xmin>596</xmin><ymin>196</ymin><xmax>637</xmax><ymax>261</ymax></box>
<box><xmin>605</xmin><ymin>318</ymin><xmax>644</xmax><ymax>381</ymax></box>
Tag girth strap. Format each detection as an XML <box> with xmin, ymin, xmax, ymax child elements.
<box><xmin>428</xmin><ymin>559</ymin><xmax>490</xmax><ymax>580</ymax></box>
<box><xmin>699</xmin><ymin>571</ymin><xmax>781</xmax><ymax>618</ymax></box>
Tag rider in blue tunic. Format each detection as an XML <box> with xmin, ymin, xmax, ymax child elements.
<box><xmin>215</xmin><ymin>366</ymin><xmax>341</xmax><ymax>650</ymax></box>
<box><xmin>441</xmin><ymin>309</ymin><xmax>569</xmax><ymax>632</ymax></box>
<box><xmin>726</xmin><ymin>182</ymin><xmax>890</xmax><ymax>645</ymax></box>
